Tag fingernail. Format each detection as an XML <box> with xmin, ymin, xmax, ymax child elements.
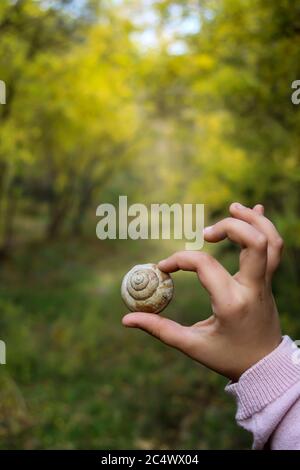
<box><xmin>234</xmin><ymin>203</ymin><xmax>246</xmax><ymax>210</ymax></box>
<box><xmin>203</xmin><ymin>226</ymin><xmax>214</xmax><ymax>235</ymax></box>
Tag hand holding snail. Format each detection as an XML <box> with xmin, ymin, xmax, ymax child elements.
<box><xmin>122</xmin><ymin>203</ymin><xmax>283</xmax><ymax>382</ymax></box>
<box><xmin>121</xmin><ymin>263</ymin><xmax>174</xmax><ymax>313</ymax></box>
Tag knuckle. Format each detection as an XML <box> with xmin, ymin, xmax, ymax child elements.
<box><xmin>216</xmin><ymin>217</ymin><xmax>232</xmax><ymax>228</ymax></box>
<box><xmin>273</xmin><ymin>236</ymin><xmax>284</xmax><ymax>251</ymax></box>
<box><xmin>231</xmin><ymin>294</ymin><xmax>248</xmax><ymax>316</ymax></box>
<box><xmin>151</xmin><ymin>321</ymin><xmax>164</xmax><ymax>342</ymax></box>
<box><xmin>195</xmin><ymin>251</ymin><xmax>210</xmax><ymax>262</ymax></box>
<box><xmin>195</xmin><ymin>252</ymin><xmax>215</xmax><ymax>268</ymax></box>
<box><xmin>224</xmin><ymin>216</ymin><xmax>235</xmax><ymax>225</ymax></box>
<box><xmin>175</xmin><ymin>250</ymin><xmax>185</xmax><ymax>259</ymax></box>
<box><xmin>155</xmin><ymin>327</ymin><xmax>164</xmax><ymax>342</ymax></box>
<box><xmin>218</xmin><ymin>217</ymin><xmax>236</xmax><ymax>233</ymax></box>
<box><xmin>254</xmin><ymin>234</ymin><xmax>268</xmax><ymax>251</ymax></box>
<box><xmin>174</xmin><ymin>250</ymin><xmax>187</xmax><ymax>263</ymax></box>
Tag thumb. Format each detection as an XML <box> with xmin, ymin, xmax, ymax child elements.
<box><xmin>122</xmin><ymin>312</ymin><xmax>195</xmax><ymax>352</ymax></box>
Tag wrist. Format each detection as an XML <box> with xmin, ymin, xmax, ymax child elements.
<box><xmin>228</xmin><ymin>335</ymin><xmax>282</xmax><ymax>382</ymax></box>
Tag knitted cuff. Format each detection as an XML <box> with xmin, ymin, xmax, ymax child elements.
<box><xmin>225</xmin><ymin>336</ymin><xmax>300</xmax><ymax>420</ymax></box>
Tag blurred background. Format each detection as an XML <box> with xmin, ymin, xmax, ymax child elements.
<box><xmin>0</xmin><ymin>0</ymin><xmax>299</xmax><ymax>449</ymax></box>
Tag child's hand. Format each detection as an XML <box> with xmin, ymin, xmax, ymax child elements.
<box><xmin>122</xmin><ymin>203</ymin><xmax>283</xmax><ymax>381</ymax></box>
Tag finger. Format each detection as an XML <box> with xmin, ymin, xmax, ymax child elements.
<box><xmin>230</xmin><ymin>203</ymin><xmax>284</xmax><ymax>275</ymax></box>
<box><xmin>122</xmin><ymin>312</ymin><xmax>197</xmax><ymax>353</ymax></box>
<box><xmin>204</xmin><ymin>217</ymin><xmax>267</xmax><ymax>283</ymax></box>
<box><xmin>158</xmin><ymin>250</ymin><xmax>233</xmax><ymax>299</ymax></box>
<box><xmin>253</xmin><ymin>204</ymin><xmax>264</xmax><ymax>215</ymax></box>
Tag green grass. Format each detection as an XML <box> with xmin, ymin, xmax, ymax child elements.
<box><xmin>0</xmin><ymin>237</ymin><xmax>251</xmax><ymax>449</ymax></box>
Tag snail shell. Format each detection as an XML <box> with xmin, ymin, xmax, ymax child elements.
<box><xmin>121</xmin><ymin>263</ymin><xmax>174</xmax><ymax>314</ymax></box>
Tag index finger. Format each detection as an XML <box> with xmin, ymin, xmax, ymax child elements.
<box><xmin>203</xmin><ymin>217</ymin><xmax>268</xmax><ymax>284</ymax></box>
<box><xmin>158</xmin><ymin>251</ymin><xmax>232</xmax><ymax>298</ymax></box>
<box><xmin>229</xmin><ymin>203</ymin><xmax>284</xmax><ymax>276</ymax></box>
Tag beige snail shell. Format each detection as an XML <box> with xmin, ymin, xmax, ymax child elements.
<box><xmin>121</xmin><ymin>263</ymin><xmax>174</xmax><ymax>314</ymax></box>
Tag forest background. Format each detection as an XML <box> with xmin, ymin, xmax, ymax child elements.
<box><xmin>0</xmin><ymin>0</ymin><xmax>299</xmax><ymax>449</ymax></box>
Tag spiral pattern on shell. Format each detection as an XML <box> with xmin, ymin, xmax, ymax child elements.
<box><xmin>121</xmin><ymin>263</ymin><xmax>174</xmax><ymax>314</ymax></box>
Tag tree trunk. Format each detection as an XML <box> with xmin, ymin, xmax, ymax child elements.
<box><xmin>46</xmin><ymin>195</ymin><xmax>70</xmax><ymax>239</ymax></box>
<box><xmin>71</xmin><ymin>183</ymin><xmax>94</xmax><ymax>236</ymax></box>
<box><xmin>0</xmin><ymin>182</ymin><xmax>17</xmax><ymax>259</ymax></box>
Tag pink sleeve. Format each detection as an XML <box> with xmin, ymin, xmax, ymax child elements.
<box><xmin>225</xmin><ymin>336</ymin><xmax>300</xmax><ymax>450</ymax></box>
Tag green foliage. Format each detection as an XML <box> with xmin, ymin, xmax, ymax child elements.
<box><xmin>0</xmin><ymin>0</ymin><xmax>299</xmax><ymax>449</ymax></box>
